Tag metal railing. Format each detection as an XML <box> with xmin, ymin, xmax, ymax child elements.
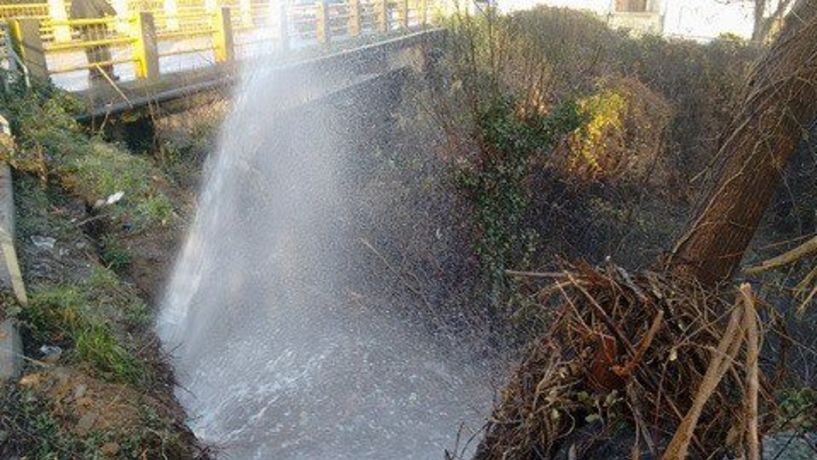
<box><xmin>0</xmin><ymin>3</ymin><xmax>49</xmax><ymax>20</ymax></box>
<box><xmin>2</xmin><ymin>0</ymin><xmax>436</xmax><ymax>88</ymax></box>
<box><xmin>42</xmin><ymin>16</ymin><xmax>138</xmax><ymax>75</ymax></box>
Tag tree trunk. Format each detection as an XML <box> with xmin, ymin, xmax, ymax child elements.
<box><xmin>751</xmin><ymin>0</ymin><xmax>768</xmax><ymax>43</ymax></box>
<box><xmin>752</xmin><ymin>0</ymin><xmax>795</xmax><ymax>45</ymax></box>
<box><xmin>670</xmin><ymin>0</ymin><xmax>817</xmax><ymax>286</ymax></box>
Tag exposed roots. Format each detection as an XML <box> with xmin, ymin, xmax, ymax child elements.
<box><xmin>476</xmin><ymin>262</ymin><xmax>778</xmax><ymax>459</ymax></box>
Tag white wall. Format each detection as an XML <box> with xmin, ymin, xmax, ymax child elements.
<box><xmin>663</xmin><ymin>0</ymin><xmax>754</xmax><ymax>40</ymax></box>
<box><xmin>496</xmin><ymin>0</ymin><xmax>757</xmax><ymax>41</ymax></box>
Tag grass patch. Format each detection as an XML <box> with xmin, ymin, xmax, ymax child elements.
<box><xmin>99</xmin><ymin>234</ymin><xmax>133</xmax><ymax>271</ymax></box>
<box><xmin>21</xmin><ymin>283</ymin><xmax>144</xmax><ymax>385</ymax></box>
<box><xmin>86</xmin><ymin>266</ymin><xmax>152</xmax><ymax>328</ymax></box>
<box><xmin>14</xmin><ymin>174</ymin><xmax>78</xmax><ymax>243</ymax></box>
<box><xmin>1</xmin><ymin>86</ymin><xmax>175</xmax><ymax>232</ymax></box>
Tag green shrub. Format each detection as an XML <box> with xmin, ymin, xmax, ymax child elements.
<box><xmin>454</xmin><ymin>96</ymin><xmax>584</xmax><ymax>316</ymax></box>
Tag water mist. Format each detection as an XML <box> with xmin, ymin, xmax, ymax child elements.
<box><xmin>157</xmin><ymin>61</ymin><xmax>490</xmax><ymax>459</ymax></box>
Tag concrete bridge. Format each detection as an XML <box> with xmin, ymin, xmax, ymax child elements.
<box><xmin>1</xmin><ymin>0</ymin><xmax>444</xmax><ymax>119</ymax></box>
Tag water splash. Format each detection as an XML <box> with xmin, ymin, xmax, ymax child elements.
<box><xmin>158</xmin><ymin>64</ymin><xmax>490</xmax><ymax>459</ymax></box>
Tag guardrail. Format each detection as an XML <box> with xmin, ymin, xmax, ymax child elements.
<box><xmin>3</xmin><ymin>0</ymin><xmax>436</xmax><ymax>88</ymax></box>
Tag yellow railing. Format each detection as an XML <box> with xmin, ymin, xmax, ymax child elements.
<box><xmin>3</xmin><ymin>0</ymin><xmax>434</xmax><ymax>87</ymax></box>
<box><xmin>0</xmin><ymin>4</ymin><xmax>49</xmax><ymax>44</ymax></box>
<box><xmin>0</xmin><ymin>4</ymin><xmax>49</xmax><ymax>20</ymax></box>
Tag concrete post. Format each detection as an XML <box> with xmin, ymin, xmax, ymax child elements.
<box><xmin>9</xmin><ymin>18</ymin><xmax>49</xmax><ymax>82</ymax></box>
<box><xmin>240</xmin><ymin>0</ymin><xmax>254</xmax><ymax>27</ymax></box>
<box><xmin>0</xmin><ymin>115</ymin><xmax>26</xmax><ymax>383</ymax></box>
<box><xmin>213</xmin><ymin>7</ymin><xmax>235</xmax><ymax>62</ymax></box>
<box><xmin>47</xmin><ymin>0</ymin><xmax>72</xmax><ymax>42</ymax></box>
<box><xmin>0</xmin><ymin>118</ymin><xmax>27</xmax><ymax>308</ymax></box>
<box><xmin>164</xmin><ymin>0</ymin><xmax>180</xmax><ymax>31</ymax></box>
<box><xmin>347</xmin><ymin>0</ymin><xmax>361</xmax><ymax>36</ymax></box>
<box><xmin>278</xmin><ymin>0</ymin><xmax>290</xmax><ymax>50</ymax></box>
<box><xmin>376</xmin><ymin>0</ymin><xmax>388</xmax><ymax>33</ymax></box>
<box><xmin>133</xmin><ymin>12</ymin><xmax>160</xmax><ymax>80</ymax></box>
<box><xmin>398</xmin><ymin>0</ymin><xmax>408</xmax><ymax>29</ymax></box>
<box><xmin>316</xmin><ymin>0</ymin><xmax>330</xmax><ymax>44</ymax></box>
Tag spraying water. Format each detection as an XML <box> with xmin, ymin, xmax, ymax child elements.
<box><xmin>157</xmin><ymin>62</ymin><xmax>491</xmax><ymax>459</ymax></box>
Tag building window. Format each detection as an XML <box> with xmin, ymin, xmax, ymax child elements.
<box><xmin>615</xmin><ymin>0</ymin><xmax>648</xmax><ymax>12</ymax></box>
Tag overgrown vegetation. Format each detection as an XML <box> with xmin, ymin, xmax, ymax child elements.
<box><xmin>0</xmin><ymin>83</ymin><xmax>203</xmax><ymax>458</ymax></box>
<box><xmin>455</xmin><ymin>97</ymin><xmax>584</xmax><ymax>314</ymax></box>
<box><xmin>408</xmin><ymin>6</ymin><xmax>763</xmax><ymax>334</ymax></box>
<box><xmin>398</xmin><ymin>5</ymin><xmax>817</xmax><ymax>458</ymax></box>
<box><xmin>0</xmin><ymin>83</ymin><xmax>176</xmax><ymax>233</ymax></box>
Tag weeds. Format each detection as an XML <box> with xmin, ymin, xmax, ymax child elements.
<box><xmin>0</xmin><ymin>380</ymin><xmax>196</xmax><ymax>459</ymax></box>
<box><xmin>99</xmin><ymin>234</ymin><xmax>132</xmax><ymax>271</ymax></box>
<box><xmin>87</xmin><ymin>266</ymin><xmax>151</xmax><ymax>328</ymax></box>
<box><xmin>0</xmin><ymin>386</ymin><xmax>76</xmax><ymax>459</ymax></box>
<box><xmin>0</xmin><ymin>87</ymin><xmax>175</xmax><ymax>232</ymax></box>
<box><xmin>21</xmin><ymin>284</ymin><xmax>144</xmax><ymax>385</ymax></box>
<box><xmin>778</xmin><ymin>387</ymin><xmax>817</xmax><ymax>431</ymax></box>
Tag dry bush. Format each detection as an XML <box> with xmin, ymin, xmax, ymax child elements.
<box><xmin>620</xmin><ymin>36</ymin><xmax>759</xmax><ymax>188</ymax></box>
<box><xmin>475</xmin><ymin>264</ymin><xmax>779</xmax><ymax>459</ymax></box>
<box><xmin>397</xmin><ymin>6</ymin><xmax>762</xmax><ymax>349</ymax></box>
<box><xmin>447</xmin><ymin>7</ymin><xmax>758</xmax><ymax>194</ymax></box>
<box><xmin>552</xmin><ymin>77</ymin><xmax>673</xmax><ymax>187</ymax></box>
<box><xmin>495</xmin><ymin>7</ymin><xmax>625</xmax><ymax>115</ymax></box>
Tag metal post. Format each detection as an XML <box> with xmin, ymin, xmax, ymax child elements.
<box><xmin>347</xmin><ymin>0</ymin><xmax>361</xmax><ymax>36</ymax></box>
<box><xmin>9</xmin><ymin>19</ymin><xmax>48</xmax><ymax>81</ymax></box>
<box><xmin>316</xmin><ymin>0</ymin><xmax>330</xmax><ymax>44</ymax></box>
<box><xmin>133</xmin><ymin>12</ymin><xmax>159</xmax><ymax>80</ymax></box>
<box><xmin>47</xmin><ymin>0</ymin><xmax>72</xmax><ymax>42</ymax></box>
<box><xmin>213</xmin><ymin>7</ymin><xmax>235</xmax><ymax>63</ymax></box>
<box><xmin>376</xmin><ymin>0</ymin><xmax>388</xmax><ymax>33</ymax></box>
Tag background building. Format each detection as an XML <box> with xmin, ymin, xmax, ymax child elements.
<box><xmin>498</xmin><ymin>0</ymin><xmax>756</xmax><ymax>42</ymax></box>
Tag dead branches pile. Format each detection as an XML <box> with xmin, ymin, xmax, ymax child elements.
<box><xmin>476</xmin><ymin>263</ymin><xmax>773</xmax><ymax>459</ymax></box>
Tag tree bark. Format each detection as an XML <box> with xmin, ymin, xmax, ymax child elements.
<box><xmin>752</xmin><ymin>0</ymin><xmax>794</xmax><ymax>45</ymax></box>
<box><xmin>752</xmin><ymin>0</ymin><xmax>768</xmax><ymax>43</ymax></box>
<box><xmin>670</xmin><ymin>0</ymin><xmax>817</xmax><ymax>286</ymax></box>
